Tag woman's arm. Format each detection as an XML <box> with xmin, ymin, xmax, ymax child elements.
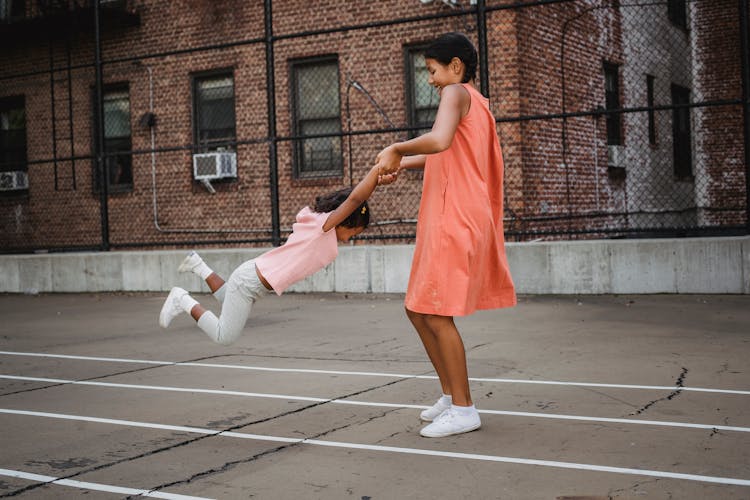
<box><xmin>322</xmin><ymin>165</ymin><xmax>379</xmax><ymax>232</ymax></box>
<box><xmin>375</xmin><ymin>84</ymin><xmax>469</xmax><ymax>174</ymax></box>
<box><xmin>400</xmin><ymin>155</ymin><xmax>426</xmax><ymax>170</ymax></box>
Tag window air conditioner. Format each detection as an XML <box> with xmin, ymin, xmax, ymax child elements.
<box><xmin>0</xmin><ymin>170</ymin><xmax>29</xmax><ymax>191</ymax></box>
<box><xmin>192</xmin><ymin>152</ymin><xmax>237</xmax><ymax>180</ymax></box>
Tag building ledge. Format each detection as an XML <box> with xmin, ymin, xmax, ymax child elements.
<box><xmin>0</xmin><ymin>2</ymin><xmax>139</xmax><ymax>45</ymax></box>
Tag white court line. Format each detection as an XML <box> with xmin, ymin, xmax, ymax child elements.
<box><xmin>1</xmin><ymin>350</ymin><xmax>748</xmax><ymax>395</ymax></box>
<box><xmin>3</xmin><ymin>374</ymin><xmax>749</xmax><ymax>434</ymax></box>
<box><xmin>0</xmin><ymin>467</ymin><xmax>214</xmax><ymax>500</ymax></box>
<box><xmin>1</xmin><ymin>408</ymin><xmax>749</xmax><ymax>487</ymax></box>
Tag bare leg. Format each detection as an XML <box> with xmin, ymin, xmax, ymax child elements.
<box><xmin>409</xmin><ymin>309</ymin><xmax>473</xmax><ymax>407</ymax></box>
<box><xmin>205</xmin><ymin>272</ymin><xmax>225</xmax><ymax>293</ymax></box>
<box><xmin>406</xmin><ymin>307</ymin><xmax>451</xmax><ymax>396</ymax></box>
<box><xmin>190</xmin><ymin>303</ymin><xmax>207</xmax><ymax>322</ymax></box>
<box><xmin>423</xmin><ymin>314</ymin><xmax>472</xmax><ymax>406</ymax></box>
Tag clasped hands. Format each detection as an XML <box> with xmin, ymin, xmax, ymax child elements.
<box><xmin>374</xmin><ymin>144</ymin><xmax>402</xmax><ymax>186</ymax></box>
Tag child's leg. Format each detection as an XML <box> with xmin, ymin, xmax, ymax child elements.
<box><xmin>194</xmin><ymin>284</ymin><xmax>253</xmax><ymax>346</ymax></box>
<box><xmin>406</xmin><ymin>307</ymin><xmax>452</xmax><ymax>396</ymax></box>
<box><xmin>421</xmin><ymin>314</ymin><xmax>472</xmax><ymax>407</ymax></box>
<box><xmin>407</xmin><ymin>308</ymin><xmax>474</xmax><ymax>405</ymax></box>
<box><xmin>159</xmin><ymin>284</ymin><xmax>250</xmax><ymax>345</ymax></box>
<box><xmin>409</xmin><ymin>311</ymin><xmax>480</xmax><ymax>438</ymax></box>
<box><xmin>194</xmin><ymin>260</ymin><xmax>265</xmax><ymax>346</ymax></box>
<box><xmin>179</xmin><ymin>251</ymin><xmax>226</xmax><ymax>303</ymax></box>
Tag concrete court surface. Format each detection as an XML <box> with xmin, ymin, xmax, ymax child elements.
<box><xmin>0</xmin><ymin>291</ymin><xmax>748</xmax><ymax>500</ymax></box>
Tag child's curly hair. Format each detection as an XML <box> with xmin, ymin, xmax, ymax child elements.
<box><xmin>314</xmin><ymin>187</ymin><xmax>370</xmax><ymax>228</ymax></box>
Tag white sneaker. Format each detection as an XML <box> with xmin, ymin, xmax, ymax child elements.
<box><xmin>420</xmin><ymin>397</ymin><xmax>452</xmax><ymax>422</ymax></box>
<box><xmin>178</xmin><ymin>251</ymin><xmax>203</xmax><ymax>273</ymax></box>
<box><xmin>419</xmin><ymin>407</ymin><xmax>481</xmax><ymax>438</ymax></box>
<box><xmin>159</xmin><ymin>287</ymin><xmax>188</xmax><ymax>328</ymax></box>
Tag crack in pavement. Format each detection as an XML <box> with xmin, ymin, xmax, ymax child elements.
<box><xmin>134</xmin><ymin>407</ymin><xmax>402</xmax><ymax>498</ymax></box>
<box><xmin>0</xmin><ymin>370</ymin><xmax>423</xmax><ymax>498</ymax></box>
<box><xmin>629</xmin><ymin>367</ymin><xmax>688</xmax><ymax>416</ymax></box>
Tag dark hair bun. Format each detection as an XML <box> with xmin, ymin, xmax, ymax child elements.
<box><xmin>424</xmin><ymin>32</ymin><xmax>477</xmax><ymax>83</ymax></box>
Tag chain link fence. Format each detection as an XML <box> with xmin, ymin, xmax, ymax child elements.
<box><xmin>0</xmin><ymin>0</ymin><xmax>747</xmax><ymax>252</ymax></box>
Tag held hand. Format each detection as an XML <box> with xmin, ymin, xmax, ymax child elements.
<box><xmin>377</xmin><ymin>170</ymin><xmax>400</xmax><ymax>186</ymax></box>
<box><xmin>375</xmin><ymin>145</ymin><xmax>402</xmax><ymax>176</ymax></box>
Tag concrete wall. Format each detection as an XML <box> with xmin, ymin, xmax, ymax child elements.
<box><xmin>1</xmin><ymin>237</ymin><xmax>748</xmax><ymax>295</ymax></box>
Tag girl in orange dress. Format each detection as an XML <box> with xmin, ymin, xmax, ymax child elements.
<box><xmin>375</xmin><ymin>32</ymin><xmax>516</xmax><ymax>438</ymax></box>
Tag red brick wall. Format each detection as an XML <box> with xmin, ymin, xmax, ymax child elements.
<box><xmin>0</xmin><ymin>0</ymin><xmax>745</xmax><ymax>251</ymax></box>
<box><xmin>692</xmin><ymin>1</ymin><xmax>746</xmax><ymax>227</ymax></box>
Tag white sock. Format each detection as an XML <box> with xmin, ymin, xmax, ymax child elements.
<box><xmin>451</xmin><ymin>404</ymin><xmax>477</xmax><ymax>416</ymax></box>
<box><xmin>439</xmin><ymin>394</ymin><xmax>453</xmax><ymax>406</ymax></box>
<box><xmin>193</xmin><ymin>261</ymin><xmax>213</xmax><ymax>280</ymax></box>
<box><xmin>179</xmin><ymin>293</ymin><xmax>199</xmax><ymax>313</ymax></box>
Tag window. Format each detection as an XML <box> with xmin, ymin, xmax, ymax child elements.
<box><xmin>0</xmin><ymin>0</ymin><xmax>24</xmax><ymax>22</ymax></box>
<box><xmin>0</xmin><ymin>96</ymin><xmax>28</xmax><ymax>191</ymax></box>
<box><xmin>193</xmin><ymin>72</ymin><xmax>236</xmax><ymax>153</ymax></box>
<box><xmin>646</xmin><ymin>75</ymin><xmax>656</xmax><ymax>145</ymax></box>
<box><xmin>604</xmin><ymin>62</ymin><xmax>622</xmax><ymax>145</ymax></box>
<box><xmin>94</xmin><ymin>86</ymin><xmax>132</xmax><ymax>191</ymax></box>
<box><xmin>671</xmin><ymin>84</ymin><xmax>692</xmax><ymax>179</ymax></box>
<box><xmin>405</xmin><ymin>45</ymin><xmax>439</xmax><ymax>138</ymax></box>
<box><xmin>667</xmin><ymin>0</ymin><xmax>687</xmax><ymax>30</ymax></box>
<box><xmin>290</xmin><ymin>56</ymin><xmax>342</xmax><ymax>178</ymax></box>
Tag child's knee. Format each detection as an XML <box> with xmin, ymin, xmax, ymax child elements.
<box><xmin>215</xmin><ymin>325</ymin><xmax>243</xmax><ymax>346</ymax></box>
<box><xmin>422</xmin><ymin>313</ymin><xmax>454</xmax><ymax>332</ymax></box>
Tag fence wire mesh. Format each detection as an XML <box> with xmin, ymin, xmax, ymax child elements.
<box><xmin>0</xmin><ymin>0</ymin><xmax>747</xmax><ymax>252</ymax></box>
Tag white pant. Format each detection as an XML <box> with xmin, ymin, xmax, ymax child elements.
<box><xmin>196</xmin><ymin>259</ymin><xmax>268</xmax><ymax>346</ymax></box>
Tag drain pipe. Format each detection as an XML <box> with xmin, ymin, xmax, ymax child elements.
<box><xmin>136</xmin><ymin>62</ymin><xmax>271</xmax><ymax>235</ymax></box>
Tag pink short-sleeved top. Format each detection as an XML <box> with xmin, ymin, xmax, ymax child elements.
<box><xmin>255</xmin><ymin>207</ymin><xmax>338</xmax><ymax>295</ymax></box>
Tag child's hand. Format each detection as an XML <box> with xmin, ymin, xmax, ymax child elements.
<box><xmin>375</xmin><ymin>145</ymin><xmax>402</xmax><ymax>176</ymax></box>
<box><xmin>378</xmin><ymin>170</ymin><xmax>400</xmax><ymax>185</ymax></box>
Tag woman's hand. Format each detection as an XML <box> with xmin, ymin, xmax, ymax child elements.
<box><xmin>374</xmin><ymin>144</ymin><xmax>402</xmax><ymax>176</ymax></box>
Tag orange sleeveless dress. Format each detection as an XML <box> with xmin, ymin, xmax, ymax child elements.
<box><xmin>404</xmin><ymin>84</ymin><xmax>516</xmax><ymax>317</ymax></box>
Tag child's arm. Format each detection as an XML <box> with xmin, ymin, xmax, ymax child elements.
<box><xmin>322</xmin><ymin>165</ymin><xmax>380</xmax><ymax>232</ymax></box>
<box><xmin>375</xmin><ymin>84</ymin><xmax>469</xmax><ymax>175</ymax></box>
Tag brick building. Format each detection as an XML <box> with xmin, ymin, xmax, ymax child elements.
<box><xmin>0</xmin><ymin>0</ymin><xmax>746</xmax><ymax>252</ymax></box>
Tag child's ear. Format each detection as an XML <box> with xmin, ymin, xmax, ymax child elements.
<box><xmin>451</xmin><ymin>57</ymin><xmax>463</xmax><ymax>75</ymax></box>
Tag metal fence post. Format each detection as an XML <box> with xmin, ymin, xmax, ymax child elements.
<box><xmin>265</xmin><ymin>0</ymin><xmax>281</xmax><ymax>246</ymax></box>
<box><xmin>94</xmin><ymin>0</ymin><xmax>110</xmax><ymax>250</ymax></box>
<box><xmin>476</xmin><ymin>0</ymin><xmax>489</xmax><ymax>98</ymax></box>
<box><xmin>740</xmin><ymin>0</ymin><xmax>750</xmax><ymax>234</ymax></box>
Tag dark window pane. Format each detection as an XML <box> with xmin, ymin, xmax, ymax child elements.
<box><xmin>407</xmin><ymin>47</ymin><xmax>439</xmax><ymax>138</ymax></box>
<box><xmin>668</xmin><ymin>0</ymin><xmax>687</xmax><ymax>30</ymax></box>
<box><xmin>671</xmin><ymin>84</ymin><xmax>692</xmax><ymax>178</ymax></box>
<box><xmin>0</xmin><ymin>96</ymin><xmax>27</xmax><ymax>173</ymax></box>
<box><xmin>291</xmin><ymin>58</ymin><xmax>342</xmax><ymax>177</ymax></box>
<box><xmin>194</xmin><ymin>75</ymin><xmax>236</xmax><ymax>150</ymax></box>
<box><xmin>93</xmin><ymin>86</ymin><xmax>132</xmax><ymax>190</ymax></box>
<box><xmin>296</xmin><ymin>63</ymin><xmax>339</xmax><ymax>120</ymax></box>
<box><xmin>647</xmin><ymin>75</ymin><xmax>656</xmax><ymax>145</ymax></box>
<box><xmin>103</xmin><ymin>91</ymin><xmax>130</xmax><ymax>139</ymax></box>
<box><xmin>604</xmin><ymin>62</ymin><xmax>621</xmax><ymax>145</ymax></box>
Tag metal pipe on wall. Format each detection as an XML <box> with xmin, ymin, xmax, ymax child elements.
<box><xmin>265</xmin><ymin>0</ymin><xmax>281</xmax><ymax>246</ymax></box>
<box><xmin>94</xmin><ymin>0</ymin><xmax>110</xmax><ymax>250</ymax></box>
<box><xmin>740</xmin><ymin>0</ymin><xmax>750</xmax><ymax>234</ymax></box>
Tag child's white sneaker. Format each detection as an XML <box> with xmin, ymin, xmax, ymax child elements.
<box><xmin>419</xmin><ymin>406</ymin><xmax>481</xmax><ymax>438</ymax></box>
<box><xmin>178</xmin><ymin>251</ymin><xmax>203</xmax><ymax>273</ymax></box>
<box><xmin>420</xmin><ymin>395</ymin><xmax>452</xmax><ymax>422</ymax></box>
<box><xmin>159</xmin><ymin>287</ymin><xmax>188</xmax><ymax>328</ymax></box>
